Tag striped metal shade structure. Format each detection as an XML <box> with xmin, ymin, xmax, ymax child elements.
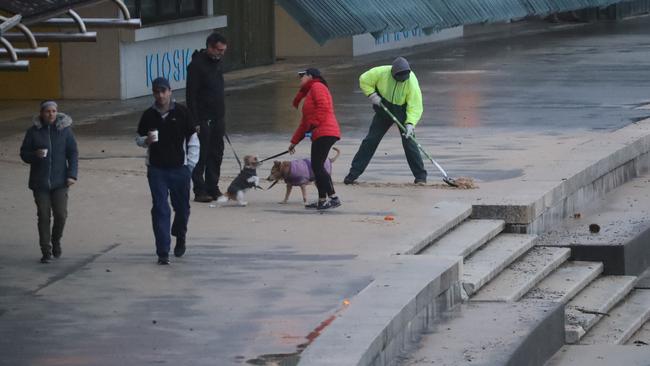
<box><xmin>277</xmin><ymin>0</ymin><xmax>637</xmax><ymax>44</ymax></box>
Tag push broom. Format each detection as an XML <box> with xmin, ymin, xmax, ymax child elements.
<box><xmin>379</xmin><ymin>103</ymin><xmax>459</xmax><ymax>187</ymax></box>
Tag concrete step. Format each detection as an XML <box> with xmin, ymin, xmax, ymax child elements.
<box><xmin>471</xmin><ymin>247</ymin><xmax>570</xmax><ymax>302</ymax></box>
<box><xmin>546</xmin><ymin>345</ymin><xmax>650</xmax><ymax>366</ymax></box>
<box><xmin>399</xmin><ymin>201</ymin><xmax>473</xmax><ymax>255</ymax></box>
<box><xmin>627</xmin><ymin>319</ymin><xmax>650</xmax><ymax>345</ymax></box>
<box><xmin>565</xmin><ymin>275</ymin><xmax>637</xmax><ymax>344</ymax></box>
<box><xmin>580</xmin><ymin>289</ymin><xmax>650</xmax><ymax>345</ymax></box>
<box><xmin>419</xmin><ymin>219</ymin><xmax>505</xmax><ymax>257</ymax></box>
<box><xmin>522</xmin><ymin>261</ymin><xmax>603</xmax><ymax>304</ymax></box>
<box><xmin>396</xmin><ymin>301</ymin><xmax>564</xmax><ymax>366</ymax></box>
<box><xmin>462</xmin><ymin>234</ymin><xmax>537</xmax><ymax>296</ymax></box>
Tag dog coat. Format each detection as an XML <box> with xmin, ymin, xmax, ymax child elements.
<box><xmin>287</xmin><ymin>159</ymin><xmax>332</xmax><ymax>186</ymax></box>
<box><xmin>227</xmin><ymin>167</ymin><xmax>257</xmax><ymax>194</ymax></box>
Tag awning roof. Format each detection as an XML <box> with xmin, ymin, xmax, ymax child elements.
<box><xmin>0</xmin><ymin>0</ymin><xmax>138</xmax><ymax>71</ymax></box>
<box><xmin>0</xmin><ymin>0</ymin><xmax>104</xmax><ymax>24</ymax></box>
<box><xmin>277</xmin><ymin>0</ymin><xmax>631</xmax><ymax>44</ymax></box>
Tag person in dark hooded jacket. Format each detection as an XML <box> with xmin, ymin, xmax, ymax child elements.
<box><xmin>20</xmin><ymin>101</ymin><xmax>78</xmax><ymax>263</ymax></box>
<box><xmin>186</xmin><ymin>32</ymin><xmax>228</xmax><ymax>202</ymax></box>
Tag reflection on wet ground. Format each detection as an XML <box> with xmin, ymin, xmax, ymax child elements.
<box><xmin>45</xmin><ymin>17</ymin><xmax>650</xmax><ymax>141</ymax></box>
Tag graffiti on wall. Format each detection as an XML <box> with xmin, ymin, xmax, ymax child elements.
<box><xmin>145</xmin><ymin>48</ymin><xmax>194</xmax><ymax>87</ymax></box>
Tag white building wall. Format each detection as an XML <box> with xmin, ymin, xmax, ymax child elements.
<box><xmin>352</xmin><ymin>27</ymin><xmax>463</xmax><ymax>56</ymax></box>
<box><xmin>119</xmin><ymin>34</ymin><xmax>204</xmax><ymax>99</ymax></box>
<box><xmin>59</xmin><ymin>2</ymin><xmax>226</xmax><ymax>99</ymax></box>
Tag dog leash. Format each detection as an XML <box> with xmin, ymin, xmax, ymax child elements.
<box><xmin>260</xmin><ymin>150</ymin><xmax>290</xmax><ymax>164</ymax></box>
<box><xmin>224</xmin><ymin>132</ymin><xmax>243</xmax><ymax>171</ymax></box>
<box><xmin>266</xmin><ymin>180</ymin><xmax>280</xmax><ymax>190</ymax></box>
<box><xmin>259</xmin><ymin>150</ymin><xmax>290</xmax><ymax>190</ymax></box>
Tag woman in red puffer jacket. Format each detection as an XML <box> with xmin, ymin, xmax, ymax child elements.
<box><xmin>288</xmin><ymin>68</ymin><xmax>342</xmax><ymax>210</ymax></box>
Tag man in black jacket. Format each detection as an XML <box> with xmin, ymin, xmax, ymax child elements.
<box><xmin>137</xmin><ymin>77</ymin><xmax>200</xmax><ymax>265</ymax></box>
<box><xmin>186</xmin><ymin>32</ymin><xmax>228</xmax><ymax>202</ymax></box>
<box><xmin>20</xmin><ymin>101</ymin><xmax>78</xmax><ymax>263</ymax></box>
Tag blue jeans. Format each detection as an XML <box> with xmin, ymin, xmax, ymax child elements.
<box><xmin>147</xmin><ymin>165</ymin><xmax>191</xmax><ymax>258</ymax></box>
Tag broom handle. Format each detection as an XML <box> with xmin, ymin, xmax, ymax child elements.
<box><xmin>379</xmin><ymin>103</ymin><xmax>450</xmax><ymax>178</ymax></box>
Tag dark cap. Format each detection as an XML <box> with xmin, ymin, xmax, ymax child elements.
<box><xmin>152</xmin><ymin>77</ymin><xmax>171</xmax><ymax>90</ymax></box>
<box><xmin>298</xmin><ymin>67</ymin><xmax>321</xmax><ymax>78</ymax></box>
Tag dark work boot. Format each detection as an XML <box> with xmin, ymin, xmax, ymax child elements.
<box><xmin>194</xmin><ymin>194</ymin><xmax>213</xmax><ymax>203</ymax></box>
<box><xmin>174</xmin><ymin>237</ymin><xmax>186</xmax><ymax>258</ymax></box>
<box><xmin>40</xmin><ymin>246</ymin><xmax>52</xmax><ymax>263</ymax></box>
<box><xmin>40</xmin><ymin>252</ymin><xmax>52</xmax><ymax>264</ymax></box>
<box><xmin>343</xmin><ymin>175</ymin><xmax>357</xmax><ymax>185</ymax></box>
<box><xmin>52</xmin><ymin>242</ymin><xmax>62</xmax><ymax>258</ymax></box>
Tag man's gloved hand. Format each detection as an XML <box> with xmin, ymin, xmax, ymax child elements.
<box><xmin>368</xmin><ymin>92</ymin><xmax>382</xmax><ymax>106</ymax></box>
<box><xmin>405</xmin><ymin>124</ymin><xmax>415</xmax><ymax>139</ymax></box>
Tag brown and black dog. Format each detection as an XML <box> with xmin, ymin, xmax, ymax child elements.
<box><xmin>266</xmin><ymin>147</ymin><xmax>340</xmax><ymax>203</ymax></box>
<box><xmin>217</xmin><ymin>155</ymin><xmax>260</xmax><ymax>207</ymax></box>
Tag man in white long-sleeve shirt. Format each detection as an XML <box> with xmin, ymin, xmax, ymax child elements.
<box><xmin>136</xmin><ymin>77</ymin><xmax>200</xmax><ymax>265</ymax></box>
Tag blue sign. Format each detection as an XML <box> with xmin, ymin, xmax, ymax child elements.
<box><xmin>375</xmin><ymin>28</ymin><xmax>426</xmax><ymax>45</ymax></box>
<box><xmin>145</xmin><ymin>48</ymin><xmax>194</xmax><ymax>87</ymax></box>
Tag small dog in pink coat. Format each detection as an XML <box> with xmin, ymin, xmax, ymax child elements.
<box><xmin>266</xmin><ymin>147</ymin><xmax>340</xmax><ymax>203</ymax></box>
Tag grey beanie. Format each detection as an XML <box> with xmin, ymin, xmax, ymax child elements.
<box><xmin>40</xmin><ymin>100</ymin><xmax>58</xmax><ymax>111</ymax></box>
<box><xmin>391</xmin><ymin>57</ymin><xmax>411</xmax><ymax>76</ymax></box>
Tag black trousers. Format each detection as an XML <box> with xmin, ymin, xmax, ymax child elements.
<box><xmin>348</xmin><ymin>102</ymin><xmax>426</xmax><ymax>181</ymax></box>
<box><xmin>311</xmin><ymin>136</ymin><xmax>338</xmax><ymax>199</ymax></box>
<box><xmin>33</xmin><ymin>187</ymin><xmax>68</xmax><ymax>255</ymax></box>
<box><xmin>192</xmin><ymin>119</ymin><xmax>224</xmax><ymax>196</ymax></box>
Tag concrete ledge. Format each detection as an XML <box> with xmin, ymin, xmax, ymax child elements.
<box><xmin>569</xmin><ymin>232</ymin><xmax>650</xmax><ymax>275</ymax></box>
<box><xmin>119</xmin><ymin>15</ymin><xmax>228</xmax><ymax>43</ymax></box>
<box><xmin>538</xmin><ymin>173</ymin><xmax>650</xmax><ymax>275</ymax></box>
<box><xmin>525</xmin><ymin>151</ymin><xmax>650</xmax><ymax>235</ymax></box>
<box><xmin>472</xmin><ymin>119</ymin><xmax>650</xmax><ymax>234</ymax></box>
<box><xmin>398</xmin><ymin>301</ymin><xmax>565</xmax><ymax>366</ymax></box>
<box><xmin>298</xmin><ymin>256</ymin><xmax>461</xmax><ymax>366</ymax></box>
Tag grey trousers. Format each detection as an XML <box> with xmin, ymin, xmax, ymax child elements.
<box><xmin>33</xmin><ymin>187</ymin><xmax>68</xmax><ymax>255</ymax></box>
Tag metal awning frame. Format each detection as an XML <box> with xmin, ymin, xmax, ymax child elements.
<box><xmin>0</xmin><ymin>0</ymin><xmax>140</xmax><ymax>71</ymax></box>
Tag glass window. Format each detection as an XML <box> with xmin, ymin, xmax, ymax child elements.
<box><xmin>158</xmin><ymin>0</ymin><xmax>177</xmax><ymax>17</ymax></box>
<box><xmin>180</xmin><ymin>0</ymin><xmax>200</xmax><ymax>15</ymax></box>
<box><xmin>124</xmin><ymin>0</ymin><xmax>202</xmax><ymax>24</ymax></box>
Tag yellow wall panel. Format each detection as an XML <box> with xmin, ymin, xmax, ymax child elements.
<box><xmin>0</xmin><ymin>42</ymin><xmax>61</xmax><ymax>100</ymax></box>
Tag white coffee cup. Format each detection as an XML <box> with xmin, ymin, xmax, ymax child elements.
<box><xmin>148</xmin><ymin>130</ymin><xmax>159</xmax><ymax>143</ymax></box>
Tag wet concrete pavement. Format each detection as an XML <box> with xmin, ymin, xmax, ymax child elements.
<box><xmin>2</xmin><ymin>16</ymin><xmax>650</xmax><ymax>366</ymax></box>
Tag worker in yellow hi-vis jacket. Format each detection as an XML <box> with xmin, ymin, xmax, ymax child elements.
<box><xmin>344</xmin><ymin>56</ymin><xmax>427</xmax><ymax>185</ymax></box>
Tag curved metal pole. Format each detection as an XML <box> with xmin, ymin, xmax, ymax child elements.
<box><xmin>112</xmin><ymin>0</ymin><xmax>132</xmax><ymax>20</ymax></box>
<box><xmin>0</xmin><ymin>16</ymin><xmax>38</xmax><ymax>48</ymax></box>
<box><xmin>0</xmin><ymin>14</ymin><xmax>22</xmax><ymax>34</ymax></box>
<box><xmin>0</xmin><ymin>37</ymin><xmax>18</xmax><ymax>62</ymax></box>
<box><xmin>67</xmin><ymin>9</ymin><xmax>87</xmax><ymax>33</ymax></box>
